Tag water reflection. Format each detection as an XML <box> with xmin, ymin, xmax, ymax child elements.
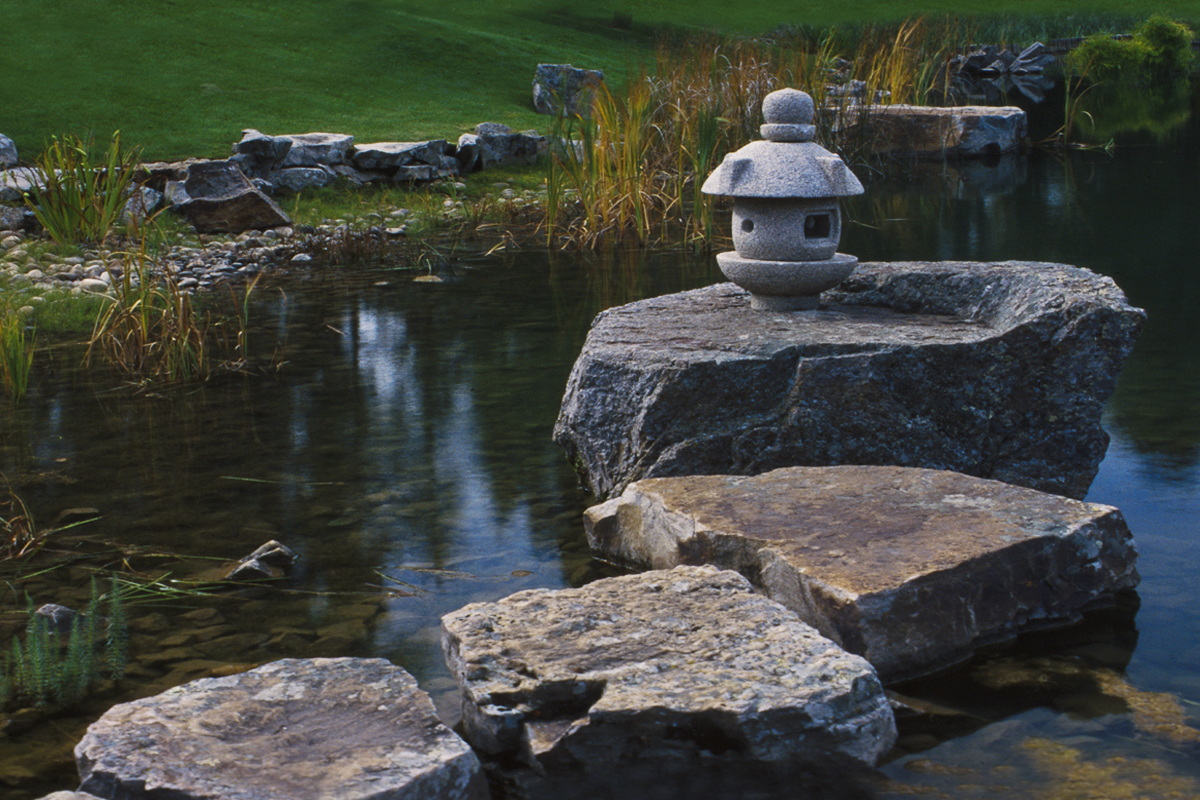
<box><xmin>3</xmin><ymin>84</ymin><xmax>1200</xmax><ymax>800</ymax></box>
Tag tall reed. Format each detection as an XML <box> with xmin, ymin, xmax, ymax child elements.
<box><xmin>24</xmin><ymin>132</ymin><xmax>142</xmax><ymax>246</ymax></box>
<box><xmin>88</xmin><ymin>243</ymin><xmax>209</xmax><ymax>382</ymax></box>
<box><xmin>543</xmin><ymin>20</ymin><xmax>967</xmax><ymax>250</ymax></box>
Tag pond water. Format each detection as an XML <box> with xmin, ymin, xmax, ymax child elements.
<box><xmin>2</xmin><ymin>80</ymin><xmax>1199</xmax><ymax>798</ymax></box>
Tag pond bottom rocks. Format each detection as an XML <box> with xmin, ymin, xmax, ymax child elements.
<box><xmin>442</xmin><ymin>565</ymin><xmax>896</xmax><ymax>795</ymax></box>
<box><xmin>584</xmin><ymin>466</ymin><xmax>1140</xmax><ymax>681</ymax></box>
<box><xmin>74</xmin><ymin>658</ymin><xmax>488</xmax><ymax>800</ymax></box>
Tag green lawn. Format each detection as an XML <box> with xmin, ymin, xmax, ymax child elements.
<box><xmin>2</xmin><ymin>0</ymin><xmax>1198</xmax><ymax>160</ymax></box>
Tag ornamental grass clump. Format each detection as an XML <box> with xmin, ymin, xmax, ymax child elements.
<box><xmin>88</xmin><ymin>244</ymin><xmax>210</xmax><ymax>382</ymax></box>
<box><xmin>24</xmin><ymin>132</ymin><xmax>143</xmax><ymax>247</ymax></box>
<box><xmin>0</xmin><ymin>577</ymin><xmax>128</xmax><ymax>710</ymax></box>
<box><xmin>543</xmin><ymin>22</ymin><xmax>961</xmax><ymax>250</ymax></box>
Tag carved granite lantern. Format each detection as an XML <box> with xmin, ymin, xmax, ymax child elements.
<box><xmin>702</xmin><ymin>88</ymin><xmax>864</xmax><ymax>311</ymax></box>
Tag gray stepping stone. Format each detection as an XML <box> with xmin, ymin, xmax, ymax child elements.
<box><xmin>585</xmin><ymin>466</ymin><xmax>1140</xmax><ymax>680</ymax></box>
<box><xmin>75</xmin><ymin>657</ymin><xmax>488</xmax><ymax>800</ymax></box>
<box><xmin>442</xmin><ymin>565</ymin><xmax>896</xmax><ymax>780</ymax></box>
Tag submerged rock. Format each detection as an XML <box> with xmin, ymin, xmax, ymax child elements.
<box><xmin>554</xmin><ymin>261</ymin><xmax>1144</xmax><ymax>500</ymax></box>
<box><xmin>75</xmin><ymin>657</ymin><xmax>488</xmax><ymax>800</ymax></box>
<box><xmin>584</xmin><ymin>466</ymin><xmax>1140</xmax><ymax>680</ymax></box>
<box><xmin>443</xmin><ymin>565</ymin><xmax>896</xmax><ymax>790</ymax></box>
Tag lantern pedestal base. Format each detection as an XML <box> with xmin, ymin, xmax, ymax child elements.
<box><xmin>716</xmin><ymin>251</ymin><xmax>857</xmax><ymax>312</ymax></box>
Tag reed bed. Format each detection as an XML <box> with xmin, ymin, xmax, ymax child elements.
<box><xmin>543</xmin><ymin>20</ymin><xmax>968</xmax><ymax>250</ymax></box>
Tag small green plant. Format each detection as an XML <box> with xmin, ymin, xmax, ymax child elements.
<box><xmin>0</xmin><ymin>577</ymin><xmax>128</xmax><ymax>710</ymax></box>
<box><xmin>0</xmin><ymin>312</ymin><xmax>35</xmax><ymax>402</ymax></box>
<box><xmin>24</xmin><ymin>132</ymin><xmax>143</xmax><ymax>247</ymax></box>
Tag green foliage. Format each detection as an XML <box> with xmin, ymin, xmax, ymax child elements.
<box><xmin>0</xmin><ymin>312</ymin><xmax>35</xmax><ymax>403</ymax></box>
<box><xmin>1067</xmin><ymin>16</ymin><xmax>1195</xmax><ymax>82</ymax></box>
<box><xmin>24</xmin><ymin>132</ymin><xmax>143</xmax><ymax>247</ymax></box>
<box><xmin>1137</xmin><ymin>15</ymin><xmax>1196</xmax><ymax>75</ymax></box>
<box><xmin>543</xmin><ymin>23</ymin><xmax>964</xmax><ymax>249</ymax></box>
<box><xmin>0</xmin><ymin>578</ymin><xmax>128</xmax><ymax>710</ymax></box>
<box><xmin>3</xmin><ymin>1</ymin><xmax>1195</xmax><ymax>161</ymax></box>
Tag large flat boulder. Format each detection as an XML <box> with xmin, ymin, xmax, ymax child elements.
<box><xmin>585</xmin><ymin>466</ymin><xmax>1140</xmax><ymax>680</ymax></box>
<box><xmin>75</xmin><ymin>657</ymin><xmax>489</xmax><ymax>800</ymax></box>
<box><xmin>352</xmin><ymin>140</ymin><xmax>448</xmax><ymax>170</ymax></box>
<box><xmin>553</xmin><ymin>261</ymin><xmax>1144</xmax><ymax>501</ymax></box>
<box><xmin>854</xmin><ymin>105</ymin><xmax>1027</xmax><ymax>158</ymax></box>
<box><xmin>280</xmin><ymin>132</ymin><xmax>355</xmax><ymax>167</ymax></box>
<box><xmin>442</xmin><ymin>565</ymin><xmax>896</xmax><ymax>791</ymax></box>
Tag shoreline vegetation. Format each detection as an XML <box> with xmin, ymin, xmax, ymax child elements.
<box><xmin>0</xmin><ymin>9</ymin><xmax>1195</xmax><ymax>390</ymax></box>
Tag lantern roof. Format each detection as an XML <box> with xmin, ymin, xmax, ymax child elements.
<box><xmin>701</xmin><ymin>141</ymin><xmax>864</xmax><ymax>199</ymax></box>
<box><xmin>701</xmin><ymin>88</ymin><xmax>864</xmax><ymax>199</ymax></box>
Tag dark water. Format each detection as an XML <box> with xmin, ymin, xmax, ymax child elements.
<box><xmin>2</xmin><ymin>82</ymin><xmax>1199</xmax><ymax>797</ymax></box>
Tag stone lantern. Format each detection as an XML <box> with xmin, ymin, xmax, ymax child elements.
<box><xmin>702</xmin><ymin>88</ymin><xmax>864</xmax><ymax>311</ymax></box>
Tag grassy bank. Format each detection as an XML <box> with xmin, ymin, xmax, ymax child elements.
<box><xmin>3</xmin><ymin>0</ymin><xmax>1199</xmax><ymax>160</ymax></box>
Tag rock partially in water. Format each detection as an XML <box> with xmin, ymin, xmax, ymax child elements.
<box><xmin>224</xmin><ymin>539</ymin><xmax>298</xmax><ymax>580</ymax></box>
<box><xmin>554</xmin><ymin>261</ymin><xmax>1145</xmax><ymax>501</ymax></box>
<box><xmin>584</xmin><ymin>466</ymin><xmax>1140</xmax><ymax>681</ymax></box>
<box><xmin>443</xmin><ymin>565</ymin><xmax>896</xmax><ymax>791</ymax></box>
<box><xmin>35</xmin><ymin>603</ymin><xmax>79</xmax><ymax>635</ymax></box>
<box><xmin>853</xmin><ymin>105</ymin><xmax>1028</xmax><ymax>158</ymax></box>
<box><xmin>75</xmin><ymin>657</ymin><xmax>488</xmax><ymax>800</ymax></box>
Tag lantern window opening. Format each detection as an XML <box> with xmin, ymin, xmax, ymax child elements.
<box><xmin>805</xmin><ymin>214</ymin><xmax>832</xmax><ymax>239</ymax></box>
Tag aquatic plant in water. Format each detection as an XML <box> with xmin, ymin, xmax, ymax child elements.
<box><xmin>0</xmin><ymin>577</ymin><xmax>128</xmax><ymax>710</ymax></box>
<box><xmin>0</xmin><ymin>312</ymin><xmax>35</xmax><ymax>403</ymax></box>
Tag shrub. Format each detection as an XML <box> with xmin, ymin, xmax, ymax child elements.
<box><xmin>1068</xmin><ymin>16</ymin><xmax>1195</xmax><ymax>82</ymax></box>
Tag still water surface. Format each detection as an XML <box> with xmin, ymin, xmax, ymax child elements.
<box><xmin>2</xmin><ymin>83</ymin><xmax>1198</xmax><ymax>797</ymax></box>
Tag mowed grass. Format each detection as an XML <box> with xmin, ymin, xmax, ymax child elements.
<box><xmin>3</xmin><ymin>0</ymin><xmax>1199</xmax><ymax>160</ymax></box>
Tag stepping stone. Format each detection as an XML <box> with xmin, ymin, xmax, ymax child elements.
<box><xmin>585</xmin><ymin>466</ymin><xmax>1140</xmax><ymax>681</ymax></box>
<box><xmin>75</xmin><ymin>658</ymin><xmax>488</xmax><ymax>800</ymax></box>
<box><xmin>442</xmin><ymin>565</ymin><xmax>896</xmax><ymax>783</ymax></box>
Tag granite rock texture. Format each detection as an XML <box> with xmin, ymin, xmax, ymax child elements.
<box><xmin>584</xmin><ymin>466</ymin><xmax>1140</xmax><ymax>680</ymax></box>
<box><xmin>442</xmin><ymin>565</ymin><xmax>896</xmax><ymax>780</ymax></box>
<box><xmin>75</xmin><ymin>657</ymin><xmax>488</xmax><ymax>800</ymax></box>
<box><xmin>856</xmin><ymin>105</ymin><xmax>1028</xmax><ymax>158</ymax></box>
<box><xmin>553</xmin><ymin>261</ymin><xmax>1145</xmax><ymax>500</ymax></box>
<box><xmin>178</xmin><ymin>160</ymin><xmax>292</xmax><ymax>233</ymax></box>
<box><xmin>0</xmin><ymin>133</ymin><xmax>17</xmax><ymax>169</ymax></box>
<box><xmin>532</xmin><ymin>64</ymin><xmax>604</xmax><ymax>117</ymax></box>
